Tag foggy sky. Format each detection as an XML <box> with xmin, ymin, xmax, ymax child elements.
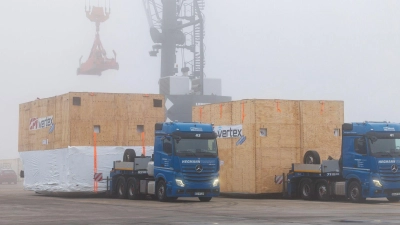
<box><xmin>1</xmin><ymin>0</ymin><xmax>400</xmax><ymax>159</ymax></box>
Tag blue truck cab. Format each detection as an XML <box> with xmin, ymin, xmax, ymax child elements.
<box><xmin>285</xmin><ymin>122</ymin><xmax>400</xmax><ymax>203</ymax></box>
<box><xmin>153</xmin><ymin>122</ymin><xmax>220</xmax><ymax>201</ymax></box>
<box><xmin>341</xmin><ymin>122</ymin><xmax>400</xmax><ymax>202</ymax></box>
<box><xmin>108</xmin><ymin>122</ymin><xmax>220</xmax><ymax>202</ymax></box>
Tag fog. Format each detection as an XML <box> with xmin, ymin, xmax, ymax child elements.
<box><xmin>1</xmin><ymin>0</ymin><xmax>400</xmax><ymax>159</ymax></box>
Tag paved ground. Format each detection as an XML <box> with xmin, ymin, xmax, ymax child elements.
<box><xmin>1</xmin><ymin>183</ymin><xmax>400</xmax><ymax>225</ymax></box>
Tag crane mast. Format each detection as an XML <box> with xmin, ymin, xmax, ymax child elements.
<box><xmin>142</xmin><ymin>0</ymin><xmax>231</xmax><ymax>121</ymax></box>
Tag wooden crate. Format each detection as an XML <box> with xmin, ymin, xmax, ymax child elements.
<box><xmin>193</xmin><ymin>99</ymin><xmax>344</xmax><ymax>194</ymax></box>
<box><xmin>18</xmin><ymin>92</ymin><xmax>165</xmax><ymax>152</ymax></box>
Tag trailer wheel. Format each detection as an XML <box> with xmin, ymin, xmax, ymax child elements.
<box><xmin>348</xmin><ymin>181</ymin><xmax>365</xmax><ymax>203</ymax></box>
<box><xmin>199</xmin><ymin>197</ymin><xmax>212</xmax><ymax>202</ymax></box>
<box><xmin>387</xmin><ymin>197</ymin><xmax>400</xmax><ymax>202</ymax></box>
<box><xmin>316</xmin><ymin>180</ymin><xmax>331</xmax><ymax>201</ymax></box>
<box><xmin>300</xmin><ymin>178</ymin><xmax>314</xmax><ymax>200</ymax></box>
<box><xmin>157</xmin><ymin>180</ymin><xmax>168</xmax><ymax>202</ymax></box>
<box><xmin>123</xmin><ymin>149</ymin><xmax>136</xmax><ymax>162</ymax></box>
<box><xmin>127</xmin><ymin>177</ymin><xmax>141</xmax><ymax>200</ymax></box>
<box><xmin>117</xmin><ymin>177</ymin><xmax>127</xmax><ymax>199</ymax></box>
<box><xmin>303</xmin><ymin>150</ymin><xmax>320</xmax><ymax>164</ymax></box>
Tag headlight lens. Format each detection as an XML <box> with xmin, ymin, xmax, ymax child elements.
<box><xmin>175</xmin><ymin>179</ymin><xmax>185</xmax><ymax>187</ymax></box>
<box><xmin>373</xmin><ymin>179</ymin><xmax>382</xmax><ymax>188</ymax></box>
<box><xmin>213</xmin><ymin>178</ymin><xmax>219</xmax><ymax>187</ymax></box>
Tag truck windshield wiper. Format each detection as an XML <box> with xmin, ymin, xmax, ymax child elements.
<box><xmin>177</xmin><ymin>150</ymin><xmax>195</xmax><ymax>156</ymax></box>
<box><xmin>375</xmin><ymin>151</ymin><xmax>393</xmax><ymax>157</ymax></box>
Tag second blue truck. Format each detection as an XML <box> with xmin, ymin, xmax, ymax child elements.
<box><xmin>285</xmin><ymin>122</ymin><xmax>400</xmax><ymax>202</ymax></box>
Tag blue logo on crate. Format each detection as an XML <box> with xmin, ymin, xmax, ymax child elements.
<box><xmin>236</xmin><ymin>136</ymin><xmax>246</xmax><ymax>146</ymax></box>
<box><xmin>49</xmin><ymin>123</ymin><xmax>55</xmax><ymax>134</ymax></box>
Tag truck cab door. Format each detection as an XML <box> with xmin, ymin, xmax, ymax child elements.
<box><xmin>159</xmin><ymin>137</ymin><xmax>173</xmax><ymax>169</ymax></box>
<box><xmin>342</xmin><ymin>136</ymin><xmax>371</xmax><ymax>179</ymax></box>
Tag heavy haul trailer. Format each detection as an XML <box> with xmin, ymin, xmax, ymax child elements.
<box><xmin>285</xmin><ymin>122</ymin><xmax>400</xmax><ymax>203</ymax></box>
<box><xmin>107</xmin><ymin>122</ymin><xmax>220</xmax><ymax>202</ymax></box>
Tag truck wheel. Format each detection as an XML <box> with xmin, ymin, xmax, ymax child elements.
<box><xmin>300</xmin><ymin>178</ymin><xmax>314</xmax><ymax>200</ymax></box>
<box><xmin>303</xmin><ymin>150</ymin><xmax>320</xmax><ymax>164</ymax></box>
<box><xmin>157</xmin><ymin>180</ymin><xmax>168</xmax><ymax>202</ymax></box>
<box><xmin>123</xmin><ymin>149</ymin><xmax>136</xmax><ymax>162</ymax></box>
<box><xmin>348</xmin><ymin>181</ymin><xmax>365</xmax><ymax>203</ymax></box>
<box><xmin>387</xmin><ymin>197</ymin><xmax>400</xmax><ymax>202</ymax></box>
<box><xmin>117</xmin><ymin>177</ymin><xmax>127</xmax><ymax>199</ymax></box>
<box><xmin>199</xmin><ymin>197</ymin><xmax>212</xmax><ymax>202</ymax></box>
<box><xmin>127</xmin><ymin>177</ymin><xmax>141</xmax><ymax>200</ymax></box>
<box><xmin>316</xmin><ymin>180</ymin><xmax>331</xmax><ymax>201</ymax></box>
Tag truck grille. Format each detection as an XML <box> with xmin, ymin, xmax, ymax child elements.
<box><xmin>181</xmin><ymin>164</ymin><xmax>216</xmax><ymax>183</ymax></box>
<box><xmin>379</xmin><ymin>164</ymin><xmax>400</xmax><ymax>182</ymax></box>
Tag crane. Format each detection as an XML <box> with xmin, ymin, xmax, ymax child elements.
<box><xmin>143</xmin><ymin>0</ymin><xmax>205</xmax><ymax>95</ymax></box>
<box><xmin>77</xmin><ymin>0</ymin><xmax>119</xmax><ymax>76</ymax></box>
<box><xmin>142</xmin><ymin>0</ymin><xmax>231</xmax><ymax>122</ymax></box>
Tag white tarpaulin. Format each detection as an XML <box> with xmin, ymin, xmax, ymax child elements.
<box><xmin>19</xmin><ymin>146</ymin><xmax>153</xmax><ymax>193</ymax></box>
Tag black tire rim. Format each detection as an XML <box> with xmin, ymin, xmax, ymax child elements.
<box><xmin>302</xmin><ymin>184</ymin><xmax>311</xmax><ymax>197</ymax></box>
<box><xmin>318</xmin><ymin>184</ymin><xmax>327</xmax><ymax>197</ymax></box>
<box><xmin>129</xmin><ymin>183</ymin><xmax>134</xmax><ymax>196</ymax></box>
<box><xmin>158</xmin><ymin>185</ymin><xmax>165</xmax><ymax>199</ymax></box>
<box><xmin>119</xmin><ymin>183</ymin><xmax>124</xmax><ymax>196</ymax></box>
<box><xmin>350</xmin><ymin>186</ymin><xmax>359</xmax><ymax>200</ymax></box>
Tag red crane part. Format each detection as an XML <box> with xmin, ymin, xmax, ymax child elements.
<box><xmin>77</xmin><ymin>6</ymin><xmax>119</xmax><ymax>76</ymax></box>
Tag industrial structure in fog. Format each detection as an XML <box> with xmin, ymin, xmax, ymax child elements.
<box><xmin>76</xmin><ymin>0</ymin><xmax>230</xmax><ymax>121</ymax></box>
<box><xmin>77</xmin><ymin>1</ymin><xmax>119</xmax><ymax>76</ymax></box>
<box><xmin>143</xmin><ymin>0</ymin><xmax>231</xmax><ymax>121</ymax></box>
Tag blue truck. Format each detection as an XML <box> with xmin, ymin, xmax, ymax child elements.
<box><xmin>107</xmin><ymin>122</ymin><xmax>220</xmax><ymax>202</ymax></box>
<box><xmin>285</xmin><ymin>122</ymin><xmax>400</xmax><ymax>203</ymax></box>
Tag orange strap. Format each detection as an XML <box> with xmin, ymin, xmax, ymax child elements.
<box><xmin>199</xmin><ymin>107</ymin><xmax>203</xmax><ymax>122</ymax></box>
<box><xmin>276</xmin><ymin>100</ymin><xmax>281</xmax><ymax>113</ymax></box>
<box><xmin>141</xmin><ymin>132</ymin><xmax>146</xmax><ymax>156</ymax></box>
<box><xmin>241</xmin><ymin>102</ymin><xmax>246</xmax><ymax>123</ymax></box>
<box><xmin>320</xmin><ymin>101</ymin><xmax>325</xmax><ymax>114</ymax></box>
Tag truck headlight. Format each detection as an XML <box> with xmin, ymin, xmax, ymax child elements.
<box><xmin>175</xmin><ymin>179</ymin><xmax>185</xmax><ymax>187</ymax></box>
<box><xmin>373</xmin><ymin>179</ymin><xmax>382</xmax><ymax>188</ymax></box>
<box><xmin>213</xmin><ymin>178</ymin><xmax>219</xmax><ymax>187</ymax></box>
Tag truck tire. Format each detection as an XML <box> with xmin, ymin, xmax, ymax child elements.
<box><xmin>123</xmin><ymin>149</ymin><xmax>136</xmax><ymax>162</ymax></box>
<box><xmin>348</xmin><ymin>181</ymin><xmax>365</xmax><ymax>203</ymax></box>
<box><xmin>387</xmin><ymin>197</ymin><xmax>400</xmax><ymax>202</ymax></box>
<box><xmin>316</xmin><ymin>180</ymin><xmax>331</xmax><ymax>201</ymax></box>
<box><xmin>303</xmin><ymin>150</ymin><xmax>320</xmax><ymax>164</ymax></box>
<box><xmin>156</xmin><ymin>180</ymin><xmax>168</xmax><ymax>202</ymax></box>
<box><xmin>117</xmin><ymin>177</ymin><xmax>127</xmax><ymax>199</ymax></box>
<box><xmin>300</xmin><ymin>178</ymin><xmax>314</xmax><ymax>200</ymax></box>
<box><xmin>199</xmin><ymin>197</ymin><xmax>212</xmax><ymax>202</ymax></box>
<box><xmin>127</xmin><ymin>177</ymin><xmax>141</xmax><ymax>200</ymax></box>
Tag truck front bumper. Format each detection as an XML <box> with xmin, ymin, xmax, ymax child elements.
<box><xmin>367</xmin><ymin>187</ymin><xmax>400</xmax><ymax>198</ymax></box>
<box><xmin>167</xmin><ymin>183</ymin><xmax>220</xmax><ymax>197</ymax></box>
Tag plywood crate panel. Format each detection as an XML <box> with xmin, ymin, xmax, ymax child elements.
<box><xmin>193</xmin><ymin>99</ymin><xmax>344</xmax><ymax>194</ymax></box>
<box><xmin>19</xmin><ymin>92</ymin><xmax>165</xmax><ymax>152</ymax></box>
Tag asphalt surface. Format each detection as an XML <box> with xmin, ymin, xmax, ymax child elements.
<box><xmin>1</xmin><ymin>183</ymin><xmax>400</xmax><ymax>225</ymax></box>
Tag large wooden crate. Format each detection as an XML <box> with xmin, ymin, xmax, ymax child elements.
<box><xmin>18</xmin><ymin>92</ymin><xmax>165</xmax><ymax>152</ymax></box>
<box><xmin>193</xmin><ymin>99</ymin><xmax>344</xmax><ymax>194</ymax></box>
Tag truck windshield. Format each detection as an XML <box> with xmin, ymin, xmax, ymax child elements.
<box><xmin>174</xmin><ymin>139</ymin><xmax>218</xmax><ymax>157</ymax></box>
<box><xmin>369</xmin><ymin>137</ymin><xmax>400</xmax><ymax>157</ymax></box>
